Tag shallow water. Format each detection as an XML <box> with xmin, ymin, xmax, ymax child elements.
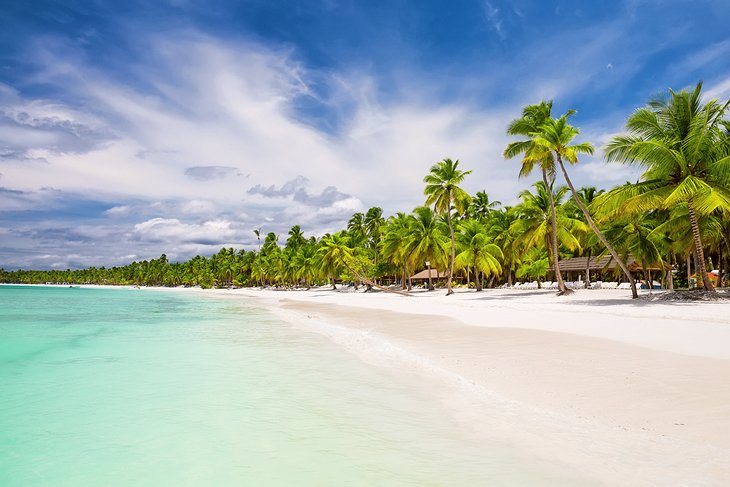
<box><xmin>1</xmin><ymin>285</ymin><xmax>585</xmax><ymax>485</ymax></box>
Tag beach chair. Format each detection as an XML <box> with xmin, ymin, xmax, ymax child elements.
<box><xmin>617</xmin><ymin>282</ymin><xmax>631</xmax><ymax>290</ymax></box>
<box><xmin>591</xmin><ymin>281</ymin><xmax>602</xmax><ymax>289</ymax></box>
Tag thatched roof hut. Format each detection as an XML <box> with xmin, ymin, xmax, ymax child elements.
<box><xmin>410</xmin><ymin>269</ymin><xmax>448</xmax><ymax>280</ymax></box>
<box><xmin>558</xmin><ymin>255</ymin><xmax>671</xmax><ymax>272</ymax></box>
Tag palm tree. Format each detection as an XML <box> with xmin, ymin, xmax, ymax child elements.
<box><xmin>603</xmin><ymin>82</ymin><xmax>730</xmax><ymax>292</ymax></box>
<box><xmin>286</xmin><ymin>225</ymin><xmax>306</xmax><ymax>250</ymax></box>
<box><xmin>454</xmin><ymin>219</ymin><xmax>503</xmax><ymax>291</ymax></box>
<box><xmin>511</xmin><ymin>181</ymin><xmax>586</xmax><ymax>281</ymax></box>
<box><xmin>487</xmin><ymin>207</ymin><xmax>519</xmax><ymax>286</ymax></box>
<box><xmin>381</xmin><ymin>212</ymin><xmax>417</xmax><ymax>290</ymax></box>
<box><xmin>318</xmin><ymin>232</ymin><xmax>409</xmax><ymax>296</ymax></box>
<box><xmin>535</xmin><ymin>114</ymin><xmax>639</xmax><ymax>297</ymax></box>
<box><xmin>253</xmin><ymin>228</ymin><xmax>262</xmax><ymax>287</ymax></box>
<box><xmin>467</xmin><ymin>190</ymin><xmax>501</xmax><ymax>222</ymax></box>
<box><xmin>364</xmin><ymin>207</ymin><xmax>384</xmax><ymax>259</ymax></box>
<box><xmin>516</xmin><ymin>247</ymin><xmax>550</xmax><ymax>287</ymax></box>
<box><xmin>347</xmin><ymin>212</ymin><xmax>367</xmax><ymax>247</ymax></box>
<box><xmin>504</xmin><ymin>102</ymin><xmax>571</xmax><ymax>294</ymax></box>
<box><xmin>423</xmin><ymin>158</ymin><xmax>472</xmax><ymax>295</ymax></box>
<box><xmin>410</xmin><ymin>206</ymin><xmax>449</xmax><ymax>291</ymax></box>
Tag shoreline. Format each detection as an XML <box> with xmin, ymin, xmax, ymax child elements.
<box><xmin>201</xmin><ymin>286</ymin><xmax>730</xmax><ymax>486</ymax></box>
<box><xmin>6</xmin><ymin>284</ymin><xmax>730</xmax><ymax>484</ymax></box>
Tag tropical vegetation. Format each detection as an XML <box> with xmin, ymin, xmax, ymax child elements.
<box><xmin>2</xmin><ymin>83</ymin><xmax>728</xmax><ymax>296</ymax></box>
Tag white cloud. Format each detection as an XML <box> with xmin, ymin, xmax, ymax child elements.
<box><xmin>705</xmin><ymin>77</ymin><xmax>730</xmax><ymax>101</ymax></box>
<box><xmin>105</xmin><ymin>205</ymin><xmax>131</xmax><ymax>217</ymax></box>
<box><xmin>132</xmin><ymin>218</ymin><xmax>236</xmax><ymax>244</ymax></box>
<box><xmin>1</xmin><ymin>33</ymin><xmax>526</xmax><ymax>222</ymax></box>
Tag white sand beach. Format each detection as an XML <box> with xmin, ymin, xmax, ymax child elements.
<box><xmin>198</xmin><ymin>286</ymin><xmax>730</xmax><ymax>486</ymax></box>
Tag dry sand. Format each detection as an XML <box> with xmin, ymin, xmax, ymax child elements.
<box><xmin>200</xmin><ymin>286</ymin><xmax>730</xmax><ymax>485</ymax></box>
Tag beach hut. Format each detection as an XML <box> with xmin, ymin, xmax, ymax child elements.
<box><xmin>557</xmin><ymin>255</ymin><xmax>672</xmax><ymax>287</ymax></box>
<box><xmin>410</xmin><ymin>269</ymin><xmax>448</xmax><ymax>280</ymax></box>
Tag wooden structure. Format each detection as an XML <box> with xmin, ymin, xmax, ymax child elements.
<box><xmin>557</xmin><ymin>255</ymin><xmax>672</xmax><ymax>282</ymax></box>
<box><xmin>410</xmin><ymin>269</ymin><xmax>448</xmax><ymax>280</ymax></box>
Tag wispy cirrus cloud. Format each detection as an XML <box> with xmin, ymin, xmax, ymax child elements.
<box><xmin>1</xmin><ymin>0</ymin><xmax>728</xmax><ymax>269</ymax></box>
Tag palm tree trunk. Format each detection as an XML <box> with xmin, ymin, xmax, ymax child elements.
<box><xmin>718</xmin><ymin>234</ymin><xmax>730</xmax><ymax>287</ymax></box>
<box><xmin>584</xmin><ymin>249</ymin><xmax>591</xmax><ymax>289</ymax></box>
<box><xmin>687</xmin><ymin>201</ymin><xmax>716</xmax><ymax>292</ymax></box>
<box><xmin>474</xmin><ymin>257</ymin><xmax>482</xmax><ymax>291</ymax></box>
<box><xmin>446</xmin><ymin>191</ymin><xmax>455</xmax><ymax>296</ymax></box>
<box><xmin>426</xmin><ymin>256</ymin><xmax>434</xmax><ymax>291</ymax></box>
<box><xmin>542</xmin><ymin>167</ymin><xmax>568</xmax><ymax>294</ymax></box>
<box><xmin>341</xmin><ymin>260</ymin><xmax>410</xmax><ymax>296</ymax></box>
<box><xmin>555</xmin><ymin>155</ymin><xmax>638</xmax><ymax>299</ymax></box>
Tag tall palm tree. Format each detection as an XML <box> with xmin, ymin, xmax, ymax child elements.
<box><xmin>253</xmin><ymin>228</ymin><xmax>262</xmax><ymax>287</ymax></box>
<box><xmin>347</xmin><ymin>212</ymin><xmax>367</xmax><ymax>247</ymax></box>
<box><xmin>504</xmin><ymin>102</ymin><xmax>572</xmax><ymax>295</ymax></box>
<box><xmin>423</xmin><ymin>158</ymin><xmax>472</xmax><ymax>295</ymax></box>
<box><xmin>532</xmin><ymin>114</ymin><xmax>639</xmax><ymax>298</ymax></box>
<box><xmin>603</xmin><ymin>82</ymin><xmax>730</xmax><ymax>292</ymax></box>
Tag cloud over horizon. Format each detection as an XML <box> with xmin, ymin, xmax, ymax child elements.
<box><xmin>1</xmin><ymin>0</ymin><xmax>729</xmax><ymax>269</ymax></box>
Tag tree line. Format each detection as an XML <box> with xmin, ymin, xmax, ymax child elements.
<box><xmin>2</xmin><ymin>83</ymin><xmax>729</xmax><ymax>296</ymax></box>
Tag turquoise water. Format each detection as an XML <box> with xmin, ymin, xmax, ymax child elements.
<box><xmin>1</xmin><ymin>285</ymin><xmax>581</xmax><ymax>486</ymax></box>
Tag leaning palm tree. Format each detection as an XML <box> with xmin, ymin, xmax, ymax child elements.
<box><xmin>504</xmin><ymin>102</ymin><xmax>572</xmax><ymax>295</ymax></box>
<box><xmin>318</xmin><ymin>232</ymin><xmax>409</xmax><ymax>296</ymax></box>
<box><xmin>423</xmin><ymin>158</ymin><xmax>472</xmax><ymax>295</ymax></box>
<box><xmin>603</xmin><ymin>82</ymin><xmax>730</xmax><ymax>292</ymax></box>
<box><xmin>530</xmin><ymin>113</ymin><xmax>639</xmax><ymax>298</ymax></box>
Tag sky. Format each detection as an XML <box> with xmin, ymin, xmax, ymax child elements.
<box><xmin>2</xmin><ymin>0</ymin><xmax>730</xmax><ymax>270</ymax></box>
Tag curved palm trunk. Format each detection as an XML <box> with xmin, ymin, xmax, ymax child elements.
<box><xmin>687</xmin><ymin>202</ymin><xmax>716</xmax><ymax>292</ymax></box>
<box><xmin>341</xmin><ymin>259</ymin><xmax>411</xmax><ymax>297</ymax></box>
<box><xmin>446</xmin><ymin>201</ymin><xmax>455</xmax><ymax>296</ymax></box>
<box><xmin>542</xmin><ymin>167</ymin><xmax>569</xmax><ymax>294</ymax></box>
<box><xmin>555</xmin><ymin>155</ymin><xmax>638</xmax><ymax>299</ymax></box>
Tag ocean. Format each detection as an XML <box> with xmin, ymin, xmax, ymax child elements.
<box><xmin>0</xmin><ymin>285</ymin><xmax>584</xmax><ymax>485</ymax></box>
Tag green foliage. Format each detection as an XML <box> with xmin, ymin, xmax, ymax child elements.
<box><xmin>3</xmin><ymin>81</ymin><xmax>727</xmax><ymax>292</ymax></box>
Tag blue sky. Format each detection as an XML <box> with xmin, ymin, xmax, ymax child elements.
<box><xmin>1</xmin><ymin>0</ymin><xmax>729</xmax><ymax>269</ymax></box>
